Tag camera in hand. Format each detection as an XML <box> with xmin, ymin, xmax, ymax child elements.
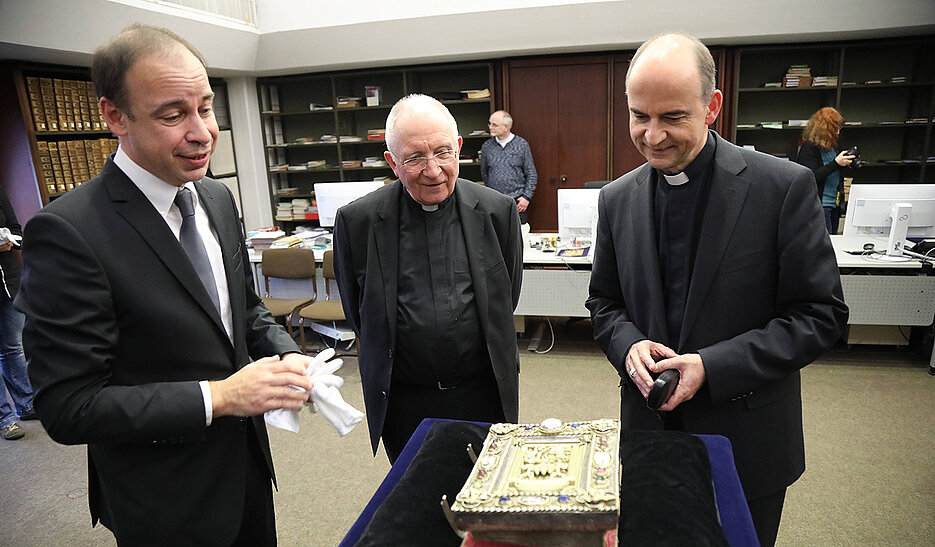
<box><xmin>845</xmin><ymin>145</ymin><xmax>867</xmax><ymax>169</ymax></box>
<box><xmin>646</xmin><ymin>369</ymin><xmax>680</xmax><ymax>411</ymax></box>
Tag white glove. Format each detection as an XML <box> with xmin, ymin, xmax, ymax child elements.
<box><xmin>264</xmin><ymin>348</ymin><xmax>364</xmax><ymax>436</ymax></box>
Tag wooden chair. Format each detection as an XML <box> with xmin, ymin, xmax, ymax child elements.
<box><xmin>298</xmin><ymin>250</ymin><xmax>353</xmax><ymax>353</ymax></box>
<box><xmin>259</xmin><ymin>247</ymin><xmax>317</xmax><ymax>339</ymax></box>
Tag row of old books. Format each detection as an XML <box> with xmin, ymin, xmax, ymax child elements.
<box><xmin>25</xmin><ymin>77</ymin><xmax>108</xmax><ymax>133</ymax></box>
<box><xmin>36</xmin><ymin>138</ymin><xmax>118</xmax><ymax>195</ymax></box>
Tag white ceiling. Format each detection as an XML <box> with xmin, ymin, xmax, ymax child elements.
<box><xmin>1</xmin><ymin>0</ymin><xmax>933</xmax><ymax>76</ymax></box>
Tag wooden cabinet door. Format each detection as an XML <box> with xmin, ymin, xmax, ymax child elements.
<box><xmin>505</xmin><ymin>57</ymin><xmax>609</xmax><ymax>231</ymax></box>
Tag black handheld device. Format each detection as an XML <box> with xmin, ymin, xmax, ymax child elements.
<box><xmin>647</xmin><ymin>369</ymin><xmax>680</xmax><ymax>410</ymax></box>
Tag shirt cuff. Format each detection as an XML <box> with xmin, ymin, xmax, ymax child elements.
<box><xmin>199</xmin><ymin>380</ymin><xmax>213</xmax><ymax>426</ymax></box>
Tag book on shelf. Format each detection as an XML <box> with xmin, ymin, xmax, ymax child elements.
<box><xmin>367</xmin><ymin>128</ymin><xmax>386</xmax><ymax>141</ymax></box>
<box><xmin>787</xmin><ymin>119</ymin><xmax>808</xmax><ymax>127</ymax></box>
<box><xmin>460</xmin><ymin>88</ymin><xmax>490</xmax><ymax>100</ymax></box>
<box><xmin>365</xmin><ymin>86</ymin><xmax>381</xmax><ymax>107</ymax></box>
<box><xmin>309</xmin><ymin>103</ymin><xmax>333</xmax><ymax>111</ymax></box>
<box><xmin>306</xmin><ymin>160</ymin><xmax>327</xmax><ymax>169</ymax></box>
<box><xmin>763</xmin><ymin>82</ymin><xmax>782</xmax><ymax>88</ymax></box>
<box><xmin>469</xmin><ymin>130</ymin><xmax>490</xmax><ymax>136</ymax></box>
<box><xmin>38</xmin><ymin>78</ymin><xmax>59</xmax><ymax>132</ymax></box>
<box><xmin>336</xmin><ymin>96</ymin><xmax>362</xmax><ymax>108</ymax></box>
<box><xmin>52</xmin><ymin>79</ymin><xmax>69</xmax><ymax>131</ymax></box>
<box><xmin>758</xmin><ymin>121</ymin><xmax>783</xmax><ymax>129</ymax></box>
<box><xmin>339</xmin><ymin>135</ymin><xmax>362</xmax><ymax>143</ymax></box>
<box><xmin>341</xmin><ymin>160</ymin><xmax>362</xmax><ymax>168</ymax></box>
<box><xmin>25</xmin><ymin>77</ymin><xmax>47</xmax><ymax>132</ymax></box>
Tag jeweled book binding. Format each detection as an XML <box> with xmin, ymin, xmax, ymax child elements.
<box><xmin>451</xmin><ymin>418</ymin><xmax>620</xmax><ymax>546</ymax></box>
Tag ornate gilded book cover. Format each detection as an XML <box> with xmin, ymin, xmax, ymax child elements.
<box><xmin>451</xmin><ymin>418</ymin><xmax>620</xmax><ymax>546</ymax></box>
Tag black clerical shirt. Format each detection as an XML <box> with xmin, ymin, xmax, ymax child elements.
<box><xmin>393</xmin><ymin>191</ymin><xmax>489</xmax><ymax>387</ymax></box>
<box><xmin>654</xmin><ymin>131</ymin><xmax>716</xmax><ymax>347</ymax></box>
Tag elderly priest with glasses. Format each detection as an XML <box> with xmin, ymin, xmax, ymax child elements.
<box><xmin>333</xmin><ymin>94</ymin><xmax>523</xmax><ymax>463</ymax></box>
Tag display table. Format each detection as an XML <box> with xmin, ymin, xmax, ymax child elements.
<box><xmin>340</xmin><ymin>418</ymin><xmax>758</xmax><ymax>547</ymax></box>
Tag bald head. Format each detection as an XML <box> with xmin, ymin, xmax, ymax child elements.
<box><xmin>624</xmin><ymin>32</ymin><xmax>722</xmax><ymax>174</ymax></box>
<box><xmin>385</xmin><ymin>94</ymin><xmax>459</xmax><ymax>156</ymax></box>
<box><xmin>627</xmin><ymin>32</ymin><xmax>716</xmax><ymax>104</ymax></box>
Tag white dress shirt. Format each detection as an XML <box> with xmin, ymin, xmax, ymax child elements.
<box><xmin>114</xmin><ymin>147</ymin><xmax>232</xmax><ymax>425</ymax></box>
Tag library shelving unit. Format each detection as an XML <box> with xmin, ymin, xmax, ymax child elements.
<box><xmin>729</xmin><ymin>36</ymin><xmax>935</xmax><ymax>184</ymax></box>
<box><xmin>256</xmin><ymin>61</ymin><xmax>494</xmax><ymax>230</ymax></box>
<box><xmin>3</xmin><ymin>62</ymin><xmax>239</xmax><ymax>213</ymax></box>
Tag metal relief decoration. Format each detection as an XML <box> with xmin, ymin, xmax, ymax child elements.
<box><xmin>451</xmin><ymin>418</ymin><xmax>620</xmax><ymax>531</ymax></box>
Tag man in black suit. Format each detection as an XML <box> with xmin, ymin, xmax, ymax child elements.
<box><xmin>333</xmin><ymin>94</ymin><xmax>523</xmax><ymax>463</ymax></box>
<box><xmin>586</xmin><ymin>32</ymin><xmax>848</xmax><ymax>546</ymax></box>
<box><xmin>16</xmin><ymin>25</ymin><xmax>312</xmax><ymax>545</ymax></box>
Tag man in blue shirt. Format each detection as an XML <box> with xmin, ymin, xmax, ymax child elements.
<box><xmin>481</xmin><ymin>110</ymin><xmax>538</xmax><ymax>224</ymax></box>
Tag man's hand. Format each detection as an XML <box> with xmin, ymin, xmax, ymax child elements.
<box><xmin>209</xmin><ymin>355</ymin><xmax>313</xmax><ymax>418</ymax></box>
<box><xmin>650</xmin><ymin>353</ymin><xmax>706</xmax><ymax>412</ymax></box>
<box><xmin>0</xmin><ymin>242</ymin><xmax>14</xmax><ymax>252</ymax></box>
<box><xmin>625</xmin><ymin>340</ymin><xmax>677</xmax><ymax>398</ymax></box>
<box><xmin>516</xmin><ymin>197</ymin><xmax>530</xmax><ymax>213</ymax></box>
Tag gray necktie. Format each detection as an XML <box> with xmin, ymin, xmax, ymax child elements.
<box><xmin>175</xmin><ymin>187</ymin><xmax>221</xmax><ymax>314</ymax></box>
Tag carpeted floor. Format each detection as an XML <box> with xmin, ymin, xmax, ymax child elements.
<box><xmin>1</xmin><ymin>319</ymin><xmax>932</xmax><ymax>546</ymax></box>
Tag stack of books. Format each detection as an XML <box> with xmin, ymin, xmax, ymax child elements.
<box><xmin>339</xmin><ymin>135</ymin><xmax>362</xmax><ymax>143</ymax></box>
<box><xmin>275</xmin><ymin>202</ymin><xmax>293</xmax><ymax>221</ymax></box>
<box><xmin>367</xmin><ymin>128</ymin><xmax>386</xmax><ymax>141</ymax></box>
<box><xmin>306</xmin><ymin>160</ymin><xmax>327</xmax><ymax>169</ymax></box>
<box><xmin>342</xmin><ymin>160</ymin><xmax>362</xmax><ymax>168</ymax></box>
<box><xmin>362</xmin><ymin>156</ymin><xmax>387</xmax><ymax>168</ymax></box>
<box><xmin>248</xmin><ymin>230</ymin><xmax>286</xmax><ymax>253</ymax></box>
<box><xmin>783</xmin><ymin>65</ymin><xmax>812</xmax><ymax>87</ymax></box>
<box><xmin>292</xmin><ymin>198</ymin><xmax>313</xmax><ymax>220</ymax></box>
<box><xmin>309</xmin><ymin>103</ymin><xmax>333</xmax><ymax>111</ymax></box>
<box><xmin>812</xmin><ymin>75</ymin><xmax>838</xmax><ymax>87</ymax></box>
<box><xmin>891</xmin><ymin>76</ymin><xmax>908</xmax><ymax>84</ymax></box>
<box><xmin>336</xmin><ymin>96</ymin><xmax>362</xmax><ymax>108</ymax></box>
<box><xmin>461</xmin><ymin>88</ymin><xmax>490</xmax><ymax>99</ymax></box>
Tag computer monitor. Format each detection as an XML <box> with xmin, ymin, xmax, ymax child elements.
<box><xmin>843</xmin><ymin>183</ymin><xmax>935</xmax><ymax>256</ymax></box>
<box><xmin>314</xmin><ymin>180</ymin><xmax>385</xmax><ymax>228</ymax></box>
<box><xmin>557</xmin><ymin>188</ymin><xmax>601</xmax><ymax>245</ymax></box>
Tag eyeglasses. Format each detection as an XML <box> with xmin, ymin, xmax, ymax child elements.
<box><xmin>398</xmin><ymin>149</ymin><xmax>458</xmax><ymax>173</ymax></box>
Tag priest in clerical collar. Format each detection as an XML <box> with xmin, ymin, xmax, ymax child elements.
<box><xmin>332</xmin><ymin>94</ymin><xmax>524</xmax><ymax>464</ymax></box>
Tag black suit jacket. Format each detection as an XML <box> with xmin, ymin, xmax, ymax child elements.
<box><xmin>333</xmin><ymin>180</ymin><xmax>523</xmax><ymax>453</ymax></box>
<box><xmin>587</xmin><ymin>132</ymin><xmax>848</xmax><ymax>499</ymax></box>
<box><xmin>17</xmin><ymin>158</ymin><xmax>299</xmax><ymax>545</ymax></box>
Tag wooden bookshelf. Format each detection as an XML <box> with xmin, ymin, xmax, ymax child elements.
<box><xmin>257</xmin><ymin>61</ymin><xmax>494</xmax><ymax>229</ymax></box>
<box><xmin>729</xmin><ymin>36</ymin><xmax>935</xmax><ymax>183</ymax></box>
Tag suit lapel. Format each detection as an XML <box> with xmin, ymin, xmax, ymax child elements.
<box><xmin>629</xmin><ymin>165</ymin><xmax>670</xmax><ymax>342</ymax></box>
<box><xmin>105</xmin><ymin>166</ymin><xmax>227</xmax><ymax>339</ymax></box>
<box><xmin>374</xmin><ymin>183</ymin><xmax>401</xmax><ymax>344</ymax></box>
<box><xmin>456</xmin><ymin>182</ymin><xmax>490</xmax><ymax>336</ymax></box>
<box><xmin>680</xmin><ymin>135</ymin><xmax>750</xmax><ymax>348</ymax></box>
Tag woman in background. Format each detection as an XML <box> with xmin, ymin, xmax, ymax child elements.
<box><xmin>797</xmin><ymin>106</ymin><xmax>855</xmax><ymax>234</ymax></box>
<box><xmin>0</xmin><ymin>186</ymin><xmax>35</xmax><ymax>440</ymax></box>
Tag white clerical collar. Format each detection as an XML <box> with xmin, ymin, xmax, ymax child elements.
<box><xmin>662</xmin><ymin>171</ymin><xmax>690</xmax><ymax>186</ymax></box>
<box><xmin>114</xmin><ymin>145</ymin><xmax>196</xmax><ymax>216</ymax></box>
<box><xmin>496</xmin><ymin>133</ymin><xmax>515</xmax><ymax>147</ymax></box>
<box><xmin>421</xmin><ymin>204</ymin><xmax>439</xmax><ymax>212</ymax></box>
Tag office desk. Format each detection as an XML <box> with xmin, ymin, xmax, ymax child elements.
<box><xmin>340</xmin><ymin>418</ymin><xmax>758</xmax><ymax>547</ymax></box>
<box><xmin>516</xmin><ymin>242</ymin><xmax>593</xmax><ymax>318</ymax></box>
<box><xmin>831</xmin><ymin>235</ymin><xmax>935</xmax><ymax>371</ymax></box>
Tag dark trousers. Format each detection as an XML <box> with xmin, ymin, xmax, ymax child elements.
<box><xmin>381</xmin><ymin>368</ymin><xmax>505</xmax><ymax>464</ymax></box>
<box><xmin>746</xmin><ymin>488</ymin><xmax>786</xmax><ymax>547</ymax></box>
<box><xmin>515</xmin><ymin>197</ymin><xmax>528</xmax><ymax>225</ymax></box>
<box><xmin>231</xmin><ymin>424</ymin><xmax>277</xmax><ymax>546</ymax></box>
